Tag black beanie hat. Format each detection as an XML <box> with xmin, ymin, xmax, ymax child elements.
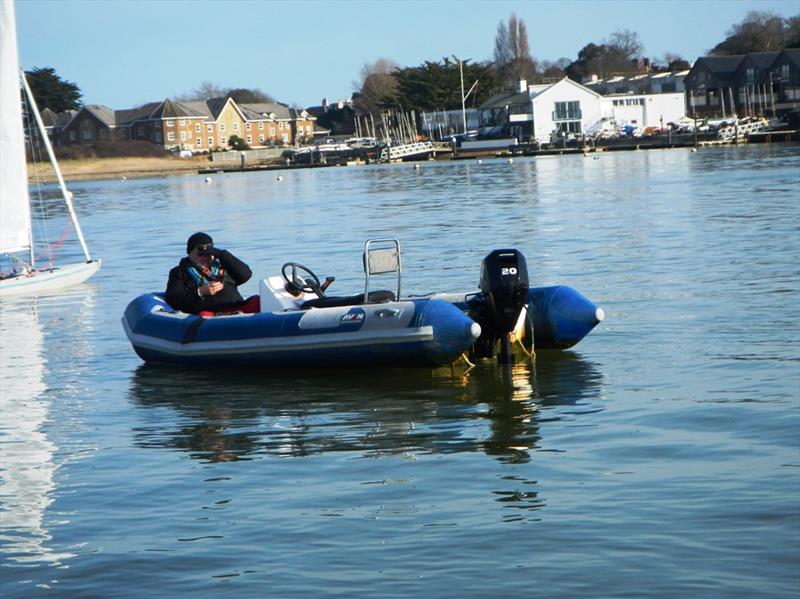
<box><xmin>186</xmin><ymin>232</ymin><xmax>213</xmax><ymax>254</ymax></box>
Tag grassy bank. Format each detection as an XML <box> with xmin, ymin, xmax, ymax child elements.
<box><xmin>27</xmin><ymin>155</ymin><xmax>212</xmax><ymax>183</ymax></box>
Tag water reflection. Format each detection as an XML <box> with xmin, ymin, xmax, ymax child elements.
<box><xmin>128</xmin><ymin>351</ymin><xmax>604</xmax><ymax>465</ymax></box>
<box><xmin>0</xmin><ymin>301</ymin><xmax>68</xmax><ymax>564</ymax></box>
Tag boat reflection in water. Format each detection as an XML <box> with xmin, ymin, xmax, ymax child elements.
<box><xmin>128</xmin><ymin>350</ymin><xmax>604</xmax><ymax>465</ymax></box>
<box><xmin>0</xmin><ymin>301</ymin><xmax>72</xmax><ymax>564</ymax></box>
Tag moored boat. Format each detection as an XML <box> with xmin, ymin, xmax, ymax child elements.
<box><xmin>122</xmin><ymin>242</ymin><xmax>604</xmax><ymax>369</ymax></box>
<box><xmin>0</xmin><ymin>0</ymin><xmax>101</xmax><ymax>298</ymax></box>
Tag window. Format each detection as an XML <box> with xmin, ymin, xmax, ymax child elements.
<box><xmin>246</xmin><ymin>135</ymin><xmax>252</xmax><ymax>143</ymax></box>
<box><xmin>70</xmin><ymin>131</ymin><xmax>76</xmax><ymax>141</ymax></box>
<box><xmin>781</xmin><ymin>64</ymin><xmax>790</xmax><ymax>80</ymax></box>
<box><xmin>220</xmin><ymin>123</ymin><xmax>226</xmax><ymax>132</ymax></box>
<box><xmin>233</xmin><ymin>122</ymin><xmax>239</xmax><ymax>131</ymax></box>
<box><xmin>195</xmin><ymin>123</ymin><xmax>201</xmax><ymax>132</ymax></box>
<box><xmin>221</xmin><ymin>135</ymin><xmax>227</xmax><ymax>145</ymax></box>
<box><xmin>196</xmin><ymin>137</ymin><xmax>202</xmax><ymax>146</ymax></box>
<box><xmin>207</xmin><ymin>124</ymin><xmax>213</xmax><ymax>132</ymax></box>
<box><xmin>180</xmin><ymin>131</ymin><xmax>187</xmax><ymax>141</ymax></box>
<box><xmin>155</xmin><ymin>132</ymin><xmax>162</xmax><ymax>142</ymax></box>
<box><xmin>246</xmin><ymin>123</ymin><xmax>251</xmax><ymax>131</ymax></box>
<box><xmin>279</xmin><ymin>122</ymin><xmax>284</xmax><ymax>130</ymax></box>
<box><xmin>138</xmin><ymin>126</ymin><xmax>145</xmax><ymax>136</ymax></box>
<box><xmin>208</xmin><ymin>136</ymin><xmax>214</xmax><ymax>146</ymax></box>
<box><xmin>167</xmin><ymin>132</ymin><xmax>175</xmax><ymax>141</ymax></box>
<box><xmin>259</xmin><ymin>135</ymin><xmax>265</xmax><ymax>142</ymax></box>
<box><xmin>556</xmin><ymin>121</ymin><xmax>582</xmax><ymax>134</ymax></box>
<box><xmin>166</xmin><ymin>121</ymin><xmax>174</xmax><ymax>128</ymax></box>
<box><xmin>82</xmin><ymin>129</ymin><xmax>93</xmax><ymax>140</ymax></box>
<box><xmin>746</xmin><ymin>67</ymin><xmax>755</xmax><ymax>83</ymax></box>
<box><xmin>553</xmin><ymin>101</ymin><xmax>581</xmax><ymax>120</ymax></box>
<box><xmin>258</xmin><ymin>122</ymin><xmax>264</xmax><ymax>130</ymax></box>
<box><xmin>270</xmin><ymin>127</ymin><xmax>275</xmax><ymax>136</ymax></box>
<box><xmin>179</xmin><ymin>119</ymin><xmax>185</xmax><ymax>126</ymax></box>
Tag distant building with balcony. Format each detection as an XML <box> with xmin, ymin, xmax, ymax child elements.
<box><xmin>472</xmin><ymin>78</ymin><xmax>685</xmax><ymax>144</ymax></box>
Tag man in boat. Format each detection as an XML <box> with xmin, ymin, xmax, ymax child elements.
<box><xmin>166</xmin><ymin>232</ymin><xmax>259</xmax><ymax>315</ymax></box>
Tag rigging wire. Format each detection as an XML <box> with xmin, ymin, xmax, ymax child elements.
<box><xmin>21</xmin><ymin>88</ymin><xmax>73</xmax><ymax>269</ymax></box>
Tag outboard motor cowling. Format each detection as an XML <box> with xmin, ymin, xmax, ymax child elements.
<box><xmin>478</xmin><ymin>249</ymin><xmax>529</xmax><ymax>363</ymax></box>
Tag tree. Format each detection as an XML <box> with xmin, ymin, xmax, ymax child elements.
<box><xmin>493</xmin><ymin>14</ymin><xmax>537</xmax><ymax>85</ymax></box>
<box><xmin>177</xmin><ymin>82</ymin><xmax>275</xmax><ymax>102</ymax></box>
<box><xmin>390</xmin><ymin>58</ymin><xmax>501</xmax><ymax>113</ymax></box>
<box><xmin>24</xmin><ymin>67</ymin><xmax>82</xmax><ymax>112</ymax></box>
<box><xmin>227</xmin><ymin>134</ymin><xmax>251</xmax><ymax>151</ymax></box>
<box><xmin>565</xmin><ymin>30</ymin><xmax>644</xmax><ymax>81</ymax></box>
<box><xmin>663</xmin><ymin>53</ymin><xmax>691</xmax><ymax>72</ymax></box>
<box><xmin>226</xmin><ymin>88</ymin><xmax>275</xmax><ymax>103</ymax></box>
<box><xmin>352</xmin><ymin>58</ymin><xmax>399</xmax><ymax>115</ymax></box>
<box><xmin>711</xmin><ymin>11</ymin><xmax>798</xmax><ymax>54</ymax></box>
<box><xmin>538</xmin><ymin>58</ymin><xmax>571</xmax><ymax>81</ymax></box>
<box><xmin>607</xmin><ymin>29</ymin><xmax>644</xmax><ymax>62</ymax></box>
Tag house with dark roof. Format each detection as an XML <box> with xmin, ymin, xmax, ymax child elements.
<box><xmin>58</xmin><ymin>104</ymin><xmax>119</xmax><ymax>146</ymax></box>
<box><xmin>685</xmin><ymin>50</ymin><xmax>800</xmax><ymax>117</ymax></box>
<box><xmin>684</xmin><ymin>55</ymin><xmax>744</xmax><ymax>114</ymax></box>
<box><xmin>770</xmin><ymin>48</ymin><xmax>800</xmax><ymax>111</ymax></box>
<box><xmin>732</xmin><ymin>52</ymin><xmax>781</xmax><ymax>114</ymax></box>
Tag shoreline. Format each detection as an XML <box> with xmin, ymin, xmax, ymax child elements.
<box><xmin>28</xmin><ymin>138</ymin><xmax>798</xmax><ymax>183</ymax></box>
<box><xmin>27</xmin><ymin>156</ymin><xmax>215</xmax><ymax>184</ymax></box>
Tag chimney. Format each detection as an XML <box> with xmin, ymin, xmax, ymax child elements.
<box><xmin>518</xmin><ymin>79</ymin><xmax>527</xmax><ymax>93</ymax></box>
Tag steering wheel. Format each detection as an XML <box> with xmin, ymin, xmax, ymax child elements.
<box><xmin>281</xmin><ymin>262</ymin><xmax>323</xmax><ymax>297</ymax></box>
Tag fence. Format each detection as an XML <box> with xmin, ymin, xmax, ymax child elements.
<box><xmin>211</xmin><ymin>148</ymin><xmax>285</xmax><ymax>163</ymax></box>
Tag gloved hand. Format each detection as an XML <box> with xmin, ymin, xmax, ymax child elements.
<box><xmin>200</xmin><ymin>246</ymin><xmax>225</xmax><ymax>257</ymax></box>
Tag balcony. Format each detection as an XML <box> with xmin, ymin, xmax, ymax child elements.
<box><xmin>552</xmin><ymin>109</ymin><xmax>582</xmax><ymax>121</ymax></box>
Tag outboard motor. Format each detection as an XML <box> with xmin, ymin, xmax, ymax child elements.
<box><xmin>475</xmin><ymin>249</ymin><xmax>529</xmax><ymax>363</ymax></box>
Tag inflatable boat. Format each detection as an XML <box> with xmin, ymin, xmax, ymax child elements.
<box><xmin>122</xmin><ymin>242</ymin><xmax>604</xmax><ymax>368</ymax></box>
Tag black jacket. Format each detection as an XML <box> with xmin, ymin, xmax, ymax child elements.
<box><xmin>165</xmin><ymin>250</ymin><xmax>252</xmax><ymax>313</ymax></box>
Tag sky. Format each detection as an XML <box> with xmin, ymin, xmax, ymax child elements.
<box><xmin>14</xmin><ymin>0</ymin><xmax>799</xmax><ymax>110</ymax></box>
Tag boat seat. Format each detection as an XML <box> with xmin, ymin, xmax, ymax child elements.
<box><xmin>259</xmin><ymin>276</ymin><xmax>317</xmax><ymax>312</ymax></box>
<box><xmin>300</xmin><ymin>290</ymin><xmax>396</xmax><ymax>309</ymax></box>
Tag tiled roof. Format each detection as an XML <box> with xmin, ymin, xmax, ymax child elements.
<box><xmin>179</xmin><ymin>101</ymin><xmax>213</xmax><ymax>118</ymax></box>
<box><xmin>84</xmin><ymin>104</ymin><xmax>116</xmax><ymax>127</ymax></box>
<box><xmin>480</xmin><ymin>90</ymin><xmax>530</xmax><ymax>109</ymax></box>
<box><xmin>205</xmin><ymin>97</ymin><xmax>230</xmax><ymax>119</ymax></box>
<box><xmin>742</xmin><ymin>52</ymin><xmax>781</xmax><ymax>70</ymax></box>
<box><xmin>240</xmin><ymin>102</ymin><xmax>292</xmax><ymax>120</ymax></box>
<box><xmin>697</xmin><ymin>55</ymin><xmax>745</xmax><ymax>75</ymax></box>
<box><xmin>778</xmin><ymin>48</ymin><xmax>800</xmax><ymax>66</ymax></box>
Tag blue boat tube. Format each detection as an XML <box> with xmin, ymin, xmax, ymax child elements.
<box><xmin>432</xmin><ymin>285</ymin><xmax>604</xmax><ymax>351</ymax></box>
<box><xmin>122</xmin><ymin>293</ymin><xmax>481</xmax><ymax>368</ymax></box>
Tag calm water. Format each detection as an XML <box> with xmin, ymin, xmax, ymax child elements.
<box><xmin>1</xmin><ymin>145</ymin><xmax>798</xmax><ymax>597</ymax></box>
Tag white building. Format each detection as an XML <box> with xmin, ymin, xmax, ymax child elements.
<box><xmin>478</xmin><ymin>78</ymin><xmax>687</xmax><ymax>144</ymax></box>
<box><xmin>601</xmin><ymin>93</ymin><xmax>686</xmax><ymax>133</ymax></box>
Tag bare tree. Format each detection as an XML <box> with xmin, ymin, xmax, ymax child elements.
<box><xmin>607</xmin><ymin>29</ymin><xmax>644</xmax><ymax>61</ymax></box>
<box><xmin>352</xmin><ymin>58</ymin><xmax>399</xmax><ymax>115</ymax></box>
<box><xmin>493</xmin><ymin>14</ymin><xmax>537</xmax><ymax>86</ymax></box>
<box><xmin>711</xmin><ymin>11</ymin><xmax>798</xmax><ymax>54</ymax></box>
<box><xmin>175</xmin><ymin>82</ymin><xmax>275</xmax><ymax>102</ymax></box>
<box><xmin>493</xmin><ymin>20</ymin><xmax>511</xmax><ymax>66</ymax></box>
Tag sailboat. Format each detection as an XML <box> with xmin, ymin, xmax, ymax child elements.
<box><xmin>0</xmin><ymin>0</ymin><xmax>100</xmax><ymax>298</ymax></box>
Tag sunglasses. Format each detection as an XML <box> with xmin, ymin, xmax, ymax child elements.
<box><xmin>195</xmin><ymin>243</ymin><xmax>214</xmax><ymax>255</ymax></box>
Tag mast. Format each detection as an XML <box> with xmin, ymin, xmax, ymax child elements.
<box><xmin>460</xmin><ymin>58</ymin><xmax>467</xmax><ymax>135</ymax></box>
<box><xmin>20</xmin><ymin>70</ymin><xmax>93</xmax><ymax>262</ymax></box>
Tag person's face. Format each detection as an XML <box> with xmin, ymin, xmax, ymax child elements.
<box><xmin>190</xmin><ymin>243</ymin><xmax>213</xmax><ymax>266</ymax></box>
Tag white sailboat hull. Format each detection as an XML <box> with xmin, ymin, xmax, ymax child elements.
<box><xmin>0</xmin><ymin>260</ymin><xmax>101</xmax><ymax>298</ymax></box>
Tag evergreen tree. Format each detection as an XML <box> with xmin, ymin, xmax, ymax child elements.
<box><xmin>24</xmin><ymin>67</ymin><xmax>82</xmax><ymax>112</ymax></box>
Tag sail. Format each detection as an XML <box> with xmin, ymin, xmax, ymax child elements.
<box><xmin>0</xmin><ymin>0</ymin><xmax>31</xmax><ymax>255</ymax></box>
